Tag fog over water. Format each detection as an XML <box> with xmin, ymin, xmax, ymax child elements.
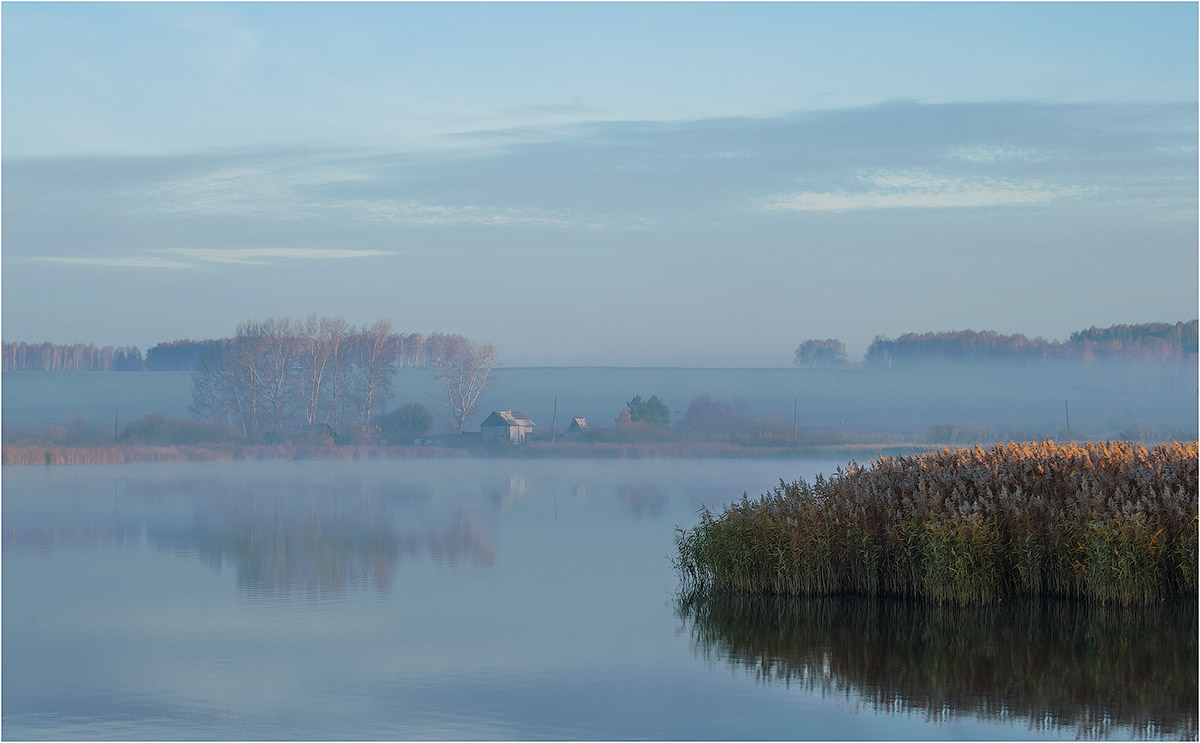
<box><xmin>3</xmin><ymin>361</ymin><xmax>1195</xmax><ymax>442</ymax></box>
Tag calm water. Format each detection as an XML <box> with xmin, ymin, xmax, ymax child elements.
<box><xmin>3</xmin><ymin>459</ymin><xmax>1193</xmax><ymax>740</ymax></box>
<box><xmin>3</xmin><ymin>364</ymin><xmax>1196</xmax><ymax>436</ymax></box>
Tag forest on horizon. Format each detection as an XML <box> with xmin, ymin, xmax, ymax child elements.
<box><xmin>2</xmin><ymin>319</ymin><xmax>1197</xmax><ymax>373</ymax></box>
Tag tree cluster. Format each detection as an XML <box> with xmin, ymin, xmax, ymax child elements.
<box><xmin>606</xmin><ymin>394</ymin><xmax>802</xmax><ymax>446</ymax></box>
<box><xmin>150</xmin><ymin>331</ymin><xmax>435</xmax><ymax>372</ymax></box>
<box><xmin>145</xmin><ymin>340</ymin><xmax>229</xmax><ymax>371</ymax></box>
<box><xmin>793</xmin><ymin>339</ymin><xmax>849</xmax><ymax>368</ymax></box>
<box><xmin>3</xmin><ymin>341</ymin><xmax>144</xmax><ymax>371</ymax></box>
<box><xmin>861</xmin><ymin>320</ymin><xmax>1198</xmax><ymax>368</ymax></box>
<box><xmin>190</xmin><ymin>316</ymin><xmax>408</xmax><ymax>440</ymax></box>
<box><xmin>189</xmin><ymin>315</ymin><xmax>496</xmax><ymax>442</ymax></box>
<box><xmin>1068</xmin><ymin>321</ymin><xmax>1198</xmax><ymax>362</ymax></box>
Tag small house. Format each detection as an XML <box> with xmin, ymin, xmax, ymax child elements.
<box><xmin>480</xmin><ymin>410</ymin><xmax>536</xmax><ymax>443</ymax></box>
<box><xmin>564</xmin><ymin>417</ymin><xmax>591</xmax><ymax>438</ymax></box>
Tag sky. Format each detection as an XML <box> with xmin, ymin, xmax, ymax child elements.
<box><xmin>2</xmin><ymin>1</ymin><xmax>1197</xmax><ymax>367</ymax></box>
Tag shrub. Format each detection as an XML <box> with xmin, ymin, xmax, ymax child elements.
<box><xmin>376</xmin><ymin>403</ymin><xmax>433</xmax><ymax>445</ymax></box>
<box><xmin>118</xmin><ymin>413</ymin><xmax>239</xmax><ymax>445</ymax></box>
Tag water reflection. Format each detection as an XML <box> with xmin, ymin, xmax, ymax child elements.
<box><xmin>188</xmin><ymin>496</ymin><xmax>495</xmax><ymax>597</ymax></box>
<box><xmin>677</xmin><ymin>592</ymin><xmax>1197</xmax><ymax>739</ymax></box>
<box><xmin>3</xmin><ymin>477</ymin><xmax>495</xmax><ymax>598</ymax></box>
<box><xmin>618</xmin><ymin>484</ymin><xmax>668</xmax><ymax>519</ymax></box>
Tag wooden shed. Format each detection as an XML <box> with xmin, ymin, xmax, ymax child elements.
<box><xmin>564</xmin><ymin>417</ymin><xmax>591</xmax><ymax>438</ymax></box>
<box><xmin>480</xmin><ymin>410</ymin><xmax>536</xmax><ymax>443</ymax></box>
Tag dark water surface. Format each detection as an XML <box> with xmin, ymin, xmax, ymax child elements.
<box><xmin>3</xmin><ymin>459</ymin><xmax>1194</xmax><ymax>740</ymax></box>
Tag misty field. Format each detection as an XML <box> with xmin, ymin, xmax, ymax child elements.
<box><xmin>675</xmin><ymin>441</ymin><xmax>1199</xmax><ymax>604</ymax></box>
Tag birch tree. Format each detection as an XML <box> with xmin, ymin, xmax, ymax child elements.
<box><xmin>300</xmin><ymin>314</ymin><xmax>349</xmax><ymax>426</ymax></box>
<box><xmin>428</xmin><ymin>334</ymin><xmax>496</xmax><ymax>433</ymax></box>
<box><xmin>351</xmin><ymin>319</ymin><xmax>399</xmax><ymax>429</ymax></box>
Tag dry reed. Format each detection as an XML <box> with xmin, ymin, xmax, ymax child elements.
<box><xmin>675</xmin><ymin>441</ymin><xmax>1199</xmax><ymax>604</ymax></box>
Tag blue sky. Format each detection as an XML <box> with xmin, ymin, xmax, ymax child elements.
<box><xmin>3</xmin><ymin>2</ymin><xmax>1197</xmax><ymax>366</ymax></box>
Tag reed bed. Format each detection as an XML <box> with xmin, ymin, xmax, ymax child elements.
<box><xmin>675</xmin><ymin>441</ymin><xmax>1199</xmax><ymax>604</ymax></box>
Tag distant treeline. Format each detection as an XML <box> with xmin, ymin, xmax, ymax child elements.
<box><xmin>2</xmin><ymin>342</ymin><xmax>145</xmax><ymax>372</ymax></box>
<box><xmin>788</xmin><ymin>320</ymin><xmax>1200</xmax><ymax>369</ymax></box>
<box><xmin>4</xmin><ymin>329</ymin><xmax>443</xmax><ymax>372</ymax></box>
<box><xmin>863</xmin><ymin>320</ymin><xmax>1197</xmax><ymax>368</ymax></box>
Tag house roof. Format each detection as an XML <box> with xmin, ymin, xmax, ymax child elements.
<box><xmin>480</xmin><ymin>409</ymin><xmax>535</xmax><ymax>427</ymax></box>
<box><xmin>566</xmin><ymin>417</ymin><xmax>590</xmax><ymax>431</ymax></box>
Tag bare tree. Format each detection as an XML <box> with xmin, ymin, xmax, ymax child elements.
<box><xmin>428</xmin><ymin>333</ymin><xmax>497</xmax><ymax>433</ymax></box>
<box><xmin>190</xmin><ymin>318</ymin><xmax>303</xmax><ymax>440</ymax></box>
<box><xmin>300</xmin><ymin>314</ymin><xmax>349</xmax><ymax>426</ymax></box>
<box><xmin>191</xmin><ymin>341</ymin><xmax>249</xmax><ymax>437</ymax></box>
<box><xmin>241</xmin><ymin>318</ymin><xmax>304</xmax><ymax>434</ymax></box>
<box><xmin>351</xmin><ymin>319</ymin><xmax>400</xmax><ymax>429</ymax></box>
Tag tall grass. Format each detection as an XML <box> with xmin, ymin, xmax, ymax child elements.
<box><xmin>675</xmin><ymin>441</ymin><xmax>1198</xmax><ymax>604</ymax></box>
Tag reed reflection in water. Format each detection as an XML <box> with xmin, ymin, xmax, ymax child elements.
<box><xmin>676</xmin><ymin>592</ymin><xmax>1197</xmax><ymax>740</ymax></box>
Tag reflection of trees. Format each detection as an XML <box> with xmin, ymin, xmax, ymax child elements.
<box><xmin>618</xmin><ymin>484</ymin><xmax>667</xmax><ymax>519</ymax></box>
<box><xmin>677</xmin><ymin>593</ymin><xmax>1196</xmax><ymax>739</ymax></box>
<box><xmin>187</xmin><ymin>494</ymin><xmax>493</xmax><ymax>597</ymax></box>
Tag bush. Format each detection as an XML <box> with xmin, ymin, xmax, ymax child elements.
<box><xmin>376</xmin><ymin>403</ymin><xmax>433</xmax><ymax>445</ymax></box>
<box><xmin>613</xmin><ymin>408</ymin><xmax>673</xmax><ymax>442</ymax></box>
<box><xmin>65</xmin><ymin>410</ymin><xmax>111</xmax><ymax>446</ymax></box>
<box><xmin>680</xmin><ymin>395</ymin><xmax>751</xmax><ymax>440</ymax></box>
<box><xmin>118</xmin><ymin>413</ymin><xmax>239</xmax><ymax>445</ymax></box>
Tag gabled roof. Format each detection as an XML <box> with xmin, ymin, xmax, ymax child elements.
<box><xmin>480</xmin><ymin>409</ymin><xmax>535</xmax><ymax>427</ymax></box>
<box><xmin>566</xmin><ymin>417</ymin><xmax>590</xmax><ymax>431</ymax></box>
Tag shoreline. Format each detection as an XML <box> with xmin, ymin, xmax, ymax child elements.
<box><xmin>1</xmin><ymin>441</ymin><xmax>944</xmax><ymax>466</ymax></box>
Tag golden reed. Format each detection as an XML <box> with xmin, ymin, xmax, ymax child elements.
<box><xmin>675</xmin><ymin>441</ymin><xmax>1198</xmax><ymax>604</ymax></box>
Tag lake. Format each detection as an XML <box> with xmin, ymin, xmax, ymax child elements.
<box><xmin>3</xmin><ymin>458</ymin><xmax>1194</xmax><ymax>740</ymax></box>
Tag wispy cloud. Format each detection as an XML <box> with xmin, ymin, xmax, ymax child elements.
<box><xmin>133</xmin><ymin>155</ymin><xmax>601</xmax><ymax>229</ymax></box>
<box><xmin>761</xmin><ymin>170</ymin><xmax>1088</xmax><ymax>213</ymax></box>
<box><xmin>331</xmin><ymin>199</ymin><xmax>592</xmax><ymax>228</ymax></box>
<box><xmin>942</xmin><ymin>145</ymin><xmax>1052</xmax><ymax>163</ymax></box>
<box><xmin>161</xmin><ymin>247</ymin><xmax>396</xmax><ymax>265</ymax></box>
<box><xmin>30</xmin><ymin>247</ymin><xmax>395</xmax><ymax>270</ymax></box>
<box><xmin>32</xmin><ymin>256</ymin><xmax>198</xmax><ymax>269</ymax></box>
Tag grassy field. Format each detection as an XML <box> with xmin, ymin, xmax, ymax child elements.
<box><xmin>675</xmin><ymin>440</ymin><xmax>1198</xmax><ymax>604</ymax></box>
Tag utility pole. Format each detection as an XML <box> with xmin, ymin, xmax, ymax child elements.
<box><xmin>793</xmin><ymin>398</ymin><xmax>798</xmax><ymax>442</ymax></box>
<box><xmin>1064</xmin><ymin>400</ymin><xmax>1071</xmax><ymax>437</ymax></box>
<box><xmin>551</xmin><ymin>395</ymin><xmax>557</xmax><ymax>444</ymax></box>
<box><xmin>114</xmin><ymin>403</ymin><xmax>119</xmax><ymax>442</ymax></box>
